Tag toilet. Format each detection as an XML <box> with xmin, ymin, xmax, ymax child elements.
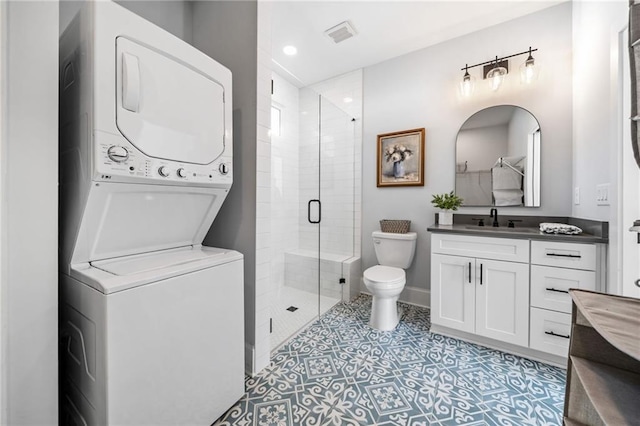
<box><xmin>363</xmin><ymin>231</ymin><xmax>417</xmax><ymax>331</ymax></box>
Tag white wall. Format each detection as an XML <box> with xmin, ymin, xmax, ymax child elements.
<box><xmin>362</xmin><ymin>3</ymin><xmax>573</xmax><ymax>305</ymax></box>
<box><xmin>571</xmin><ymin>0</ymin><xmax>629</xmax><ymax>295</ymax></box>
<box><xmin>572</xmin><ymin>0</ymin><xmax>627</xmax><ymax>222</ymax></box>
<box><xmin>1</xmin><ymin>1</ymin><xmax>59</xmax><ymax>423</ymax></box>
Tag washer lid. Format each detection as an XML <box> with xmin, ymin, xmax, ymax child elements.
<box><xmin>72</xmin><ymin>246</ymin><xmax>243</xmax><ymax>294</ymax></box>
<box><xmin>363</xmin><ymin>265</ymin><xmax>405</xmax><ymax>285</ymax></box>
<box><xmin>115</xmin><ymin>37</ymin><xmax>226</xmax><ymax>165</ymax></box>
<box><xmin>92</xmin><ymin>246</ymin><xmax>226</xmax><ymax>276</ymax></box>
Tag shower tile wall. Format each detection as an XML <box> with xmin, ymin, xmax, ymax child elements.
<box><xmin>270</xmin><ymin>73</ymin><xmax>300</xmax><ymax>298</ymax></box>
<box><xmin>310</xmin><ymin>70</ymin><xmax>363</xmax><ymax>259</ymax></box>
<box><xmin>297</xmin><ymin>94</ymin><xmax>355</xmax><ymax>257</ymax></box>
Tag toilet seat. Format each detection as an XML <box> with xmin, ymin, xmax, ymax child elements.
<box><xmin>363</xmin><ymin>265</ymin><xmax>405</xmax><ymax>287</ymax></box>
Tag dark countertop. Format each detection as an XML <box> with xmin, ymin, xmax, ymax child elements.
<box><xmin>427</xmin><ymin>214</ymin><xmax>609</xmax><ymax>244</ymax></box>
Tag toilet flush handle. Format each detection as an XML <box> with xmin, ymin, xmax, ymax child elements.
<box><xmin>374</xmin><ymin>239</ymin><xmax>381</xmax><ymax>244</ymax></box>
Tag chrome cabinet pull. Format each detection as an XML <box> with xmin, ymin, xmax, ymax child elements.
<box><xmin>545</xmin><ymin>330</ymin><xmax>570</xmax><ymax>339</ymax></box>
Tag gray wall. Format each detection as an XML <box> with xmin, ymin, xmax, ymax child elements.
<box><xmin>1</xmin><ymin>1</ymin><xmax>59</xmax><ymax>423</ymax></box>
<box><xmin>60</xmin><ymin>1</ymin><xmax>193</xmax><ymax>42</ymax></box>
<box><xmin>362</xmin><ymin>3</ymin><xmax>573</xmax><ymax>305</ymax></box>
<box><xmin>192</xmin><ymin>0</ymin><xmax>258</xmax><ymax>369</ymax></box>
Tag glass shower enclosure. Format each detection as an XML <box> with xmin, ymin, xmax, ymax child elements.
<box><xmin>270</xmin><ymin>89</ymin><xmax>357</xmax><ymax>350</ymax></box>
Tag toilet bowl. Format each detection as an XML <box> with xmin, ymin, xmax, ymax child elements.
<box><xmin>363</xmin><ymin>231</ymin><xmax>417</xmax><ymax>331</ymax></box>
<box><xmin>363</xmin><ymin>265</ymin><xmax>406</xmax><ymax>330</ymax></box>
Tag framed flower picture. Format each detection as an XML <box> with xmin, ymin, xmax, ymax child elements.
<box><xmin>377</xmin><ymin>128</ymin><xmax>425</xmax><ymax>187</ymax></box>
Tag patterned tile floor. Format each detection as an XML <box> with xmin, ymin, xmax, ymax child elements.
<box><xmin>214</xmin><ymin>295</ymin><xmax>566</xmax><ymax>426</ymax></box>
<box><xmin>271</xmin><ymin>286</ymin><xmax>340</xmax><ymax>351</ymax></box>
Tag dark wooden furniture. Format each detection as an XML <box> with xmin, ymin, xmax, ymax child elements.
<box><xmin>564</xmin><ymin>290</ymin><xmax>640</xmax><ymax>425</ymax></box>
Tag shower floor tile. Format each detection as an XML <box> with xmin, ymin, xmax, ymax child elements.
<box><xmin>270</xmin><ymin>286</ymin><xmax>340</xmax><ymax>351</ymax></box>
<box><xmin>215</xmin><ymin>294</ymin><xmax>566</xmax><ymax>426</ymax></box>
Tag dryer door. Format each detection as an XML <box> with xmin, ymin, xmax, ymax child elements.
<box><xmin>115</xmin><ymin>37</ymin><xmax>225</xmax><ymax>165</ymax></box>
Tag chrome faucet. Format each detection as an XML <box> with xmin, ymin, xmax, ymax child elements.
<box><xmin>490</xmin><ymin>208</ymin><xmax>499</xmax><ymax>227</ymax></box>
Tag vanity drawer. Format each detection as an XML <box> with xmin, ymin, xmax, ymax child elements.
<box><xmin>529</xmin><ymin>307</ymin><xmax>571</xmax><ymax>357</ymax></box>
<box><xmin>531</xmin><ymin>266</ymin><xmax>596</xmax><ymax>313</ymax></box>
<box><xmin>531</xmin><ymin>241</ymin><xmax>596</xmax><ymax>271</ymax></box>
<box><xmin>431</xmin><ymin>234</ymin><xmax>529</xmax><ymax>263</ymax></box>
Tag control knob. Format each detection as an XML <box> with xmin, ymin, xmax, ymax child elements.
<box><xmin>177</xmin><ymin>168</ymin><xmax>187</xmax><ymax>178</ymax></box>
<box><xmin>158</xmin><ymin>166</ymin><xmax>170</xmax><ymax>177</ymax></box>
<box><xmin>107</xmin><ymin>145</ymin><xmax>129</xmax><ymax>163</ymax></box>
<box><xmin>219</xmin><ymin>163</ymin><xmax>229</xmax><ymax>175</ymax></box>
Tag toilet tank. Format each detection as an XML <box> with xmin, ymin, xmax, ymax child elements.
<box><xmin>372</xmin><ymin>231</ymin><xmax>417</xmax><ymax>269</ymax></box>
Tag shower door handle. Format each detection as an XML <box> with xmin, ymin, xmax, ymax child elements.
<box><xmin>308</xmin><ymin>199</ymin><xmax>321</xmax><ymax>224</ymax></box>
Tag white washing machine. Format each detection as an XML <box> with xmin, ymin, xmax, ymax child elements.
<box><xmin>58</xmin><ymin>2</ymin><xmax>244</xmax><ymax>424</ymax></box>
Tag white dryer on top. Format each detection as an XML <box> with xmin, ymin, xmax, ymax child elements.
<box><xmin>59</xmin><ymin>0</ymin><xmax>234</xmax><ymax>272</ymax></box>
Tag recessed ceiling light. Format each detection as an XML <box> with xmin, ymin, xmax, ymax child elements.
<box><xmin>283</xmin><ymin>45</ymin><xmax>297</xmax><ymax>56</ymax></box>
<box><xmin>343</xmin><ymin>97</ymin><xmax>353</xmax><ymax>103</ymax></box>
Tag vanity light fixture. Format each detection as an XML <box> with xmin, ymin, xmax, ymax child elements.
<box><xmin>459</xmin><ymin>64</ymin><xmax>475</xmax><ymax>97</ymax></box>
<box><xmin>520</xmin><ymin>47</ymin><xmax>538</xmax><ymax>84</ymax></box>
<box><xmin>486</xmin><ymin>56</ymin><xmax>508</xmax><ymax>91</ymax></box>
<box><xmin>459</xmin><ymin>47</ymin><xmax>538</xmax><ymax>94</ymax></box>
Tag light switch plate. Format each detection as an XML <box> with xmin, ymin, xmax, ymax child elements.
<box><xmin>596</xmin><ymin>183</ymin><xmax>610</xmax><ymax>205</ymax></box>
<box><xmin>574</xmin><ymin>187</ymin><xmax>580</xmax><ymax>205</ymax></box>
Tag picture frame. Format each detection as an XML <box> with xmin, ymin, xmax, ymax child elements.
<box><xmin>377</xmin><ymin>128</ymin><xmax>425</xmax><ymax>187</ymax></box>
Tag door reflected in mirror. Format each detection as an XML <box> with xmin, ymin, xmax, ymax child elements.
<box><xmin>455</xmin><ymin>105</ymin><xmax>540</xmax><ymax>207</ymax></box>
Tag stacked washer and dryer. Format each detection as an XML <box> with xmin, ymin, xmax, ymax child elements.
<box><xmin>59</xmin><ymin>2</ymin><xmax>244</xmax><ymax>424</ymax></box>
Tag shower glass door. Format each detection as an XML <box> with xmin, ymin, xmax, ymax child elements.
<box><xmin>270</xmin><ymin>88</ymin><xmax>355</xmax><ymax>351</ymax></box>
<box><xmin>317</xmin><ymin>96</ymin><xmax>355</xmax><ymax>313</ymax></box>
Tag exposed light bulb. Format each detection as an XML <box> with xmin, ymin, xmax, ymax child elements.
<box><xmin>486</xmin><ymin>60</ymin><xmax>507</xmax><ymax>92</ymax></box>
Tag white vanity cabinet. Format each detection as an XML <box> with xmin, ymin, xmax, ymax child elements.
<box><xmin>430</xmin><ymin>231</ymin><xmax>605</xmax><ymax>366</ymax></box>
<box><xmin>529</xmin><ymin>240</ymin><xmax>597</xmax><ymax>357</ymax></box>
<box><xmin>431</xmin><ymin>234</ymin><xmax>530</xmax><ymax>347</ymax></box>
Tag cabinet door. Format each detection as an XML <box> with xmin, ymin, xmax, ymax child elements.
<box><xmin>475</xmin><ymin>259</ymin><xmax>529</xmax><ymax>347</ymax></box>
<box><xmin>431</xmin><ymin>254</ymin><xmax>475</xmax><ymax>333</ymax></box>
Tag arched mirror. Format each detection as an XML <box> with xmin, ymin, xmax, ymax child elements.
<box><xmin>455</xmin><ymin>105</ymin><xmax>541</xmax><ymax>207</ymax></box>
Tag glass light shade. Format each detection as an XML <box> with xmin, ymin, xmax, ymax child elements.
<box><xmin>459</xmin><ymin>74</ymin><xmax>475</xmax><ymax>97</ymax></box>
<box><xmin>486</xmin><ymin>66</ymin><xmax>507</xmax><ymax>91</ymax></box>
<box><xmin>520</xmin><ymin>59</ymin><xmax>538</xmax><ymax>84</ymax></box>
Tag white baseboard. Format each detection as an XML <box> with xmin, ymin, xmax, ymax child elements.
<box><xmin>400</xmin><ymin>286</ymin><xmax>430</xmax><ymax>307</ymax></box>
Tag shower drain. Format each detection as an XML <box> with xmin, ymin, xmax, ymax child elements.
<box><xmin>286</xmin><ymin>306</ymin><xmax>299</xmax><ymax>312</ymax></box>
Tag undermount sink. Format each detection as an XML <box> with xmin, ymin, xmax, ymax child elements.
<box><xmin>463</xmin><ymin>226</ymin><xmax>540</xmax><ymax>234</ymax></box>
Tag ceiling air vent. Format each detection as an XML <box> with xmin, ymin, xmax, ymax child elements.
<box><xmin>324</xmin><ymin>21</ymin><xmax>357</xmax><ymax>44</ymax></box>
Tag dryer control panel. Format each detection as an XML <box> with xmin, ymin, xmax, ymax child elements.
<box><xmin>94</xmin><ymin>131</ymin><xmax>232</xmax><ymax>187</ymax></box>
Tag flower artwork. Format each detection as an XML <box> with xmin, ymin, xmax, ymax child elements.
<box><xmin>377</xmin><ymin>128</ymin><xmax>425</xmax><ymax>187</ymax></box>
<box><xmin>385</xmin><ymin>144</ymin><xmax>413</xmax><ymax>178</ymax></box>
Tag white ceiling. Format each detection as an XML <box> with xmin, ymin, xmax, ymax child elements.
<box><xmin>271</xmin><ymin>0</ymin><xmax>565</xmax><ymax>87</ymax></box>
